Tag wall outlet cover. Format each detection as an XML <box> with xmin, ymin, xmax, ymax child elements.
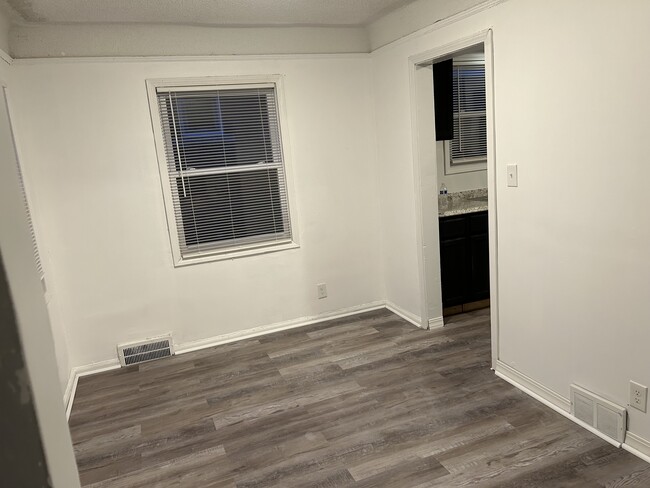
<box><xmin>630</xmin><ymin>381</ymin><xmax>648</xmax><ymax>413</ymax></box>
<box><xmin>317</xmin><ymin>283</ymin><xmax>328</xmax><ymax>299</ymax></box>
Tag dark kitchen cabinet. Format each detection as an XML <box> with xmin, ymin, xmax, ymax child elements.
<box><xmin>439</xmin><ymin>211</ymin><xmax>489</xmax><ymax>309</ymax></box>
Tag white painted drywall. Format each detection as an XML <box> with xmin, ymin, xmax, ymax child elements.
<box><xmin>5</xmin><ymin>1</ymin><xmax>493</xmax><ymax>59</ymax></box>
<box><xmin>10</xmin><ymin>24</ymin><xmax>370</xmax><ymax>58</ymax></box>
<box><xmin>368</xmin><ymin>0</ymin><xmax>490</xmax><ymax>50</ymax></box>
<box><xmin>5</xmin><ymin>1</ymin><xmax>504</xmax><ymax>58</ymax></box>
<box><xmin>1</xmin><ymin>61</ymin><xmax>72</xmax><ymax>395</ymax></box>
<box><xmin>9</xmin><ymin>55</ymin><xmax>385</xmax><ymax>369</ymax></box>
<box><xmin>0</xmin><ymin>7</ymin><xmax>10</xmax><ymax>55</ymax></box>
<box><xmin>0</xmin><ymin>58</ymin><xmax>81</xmax><ymax>488</ymax></box>
<box><xmin>436</xmin><ymin>142</ymin><xmax>487</xmax><ymax>193</ymax></box>
<box><xmin>372</xmin><ymin>0</ymin><xmax>650</xmax><ymax>441</ymax></box>
<box><xmin>14</xmin><ymin>143</ymin><xmax>72</xmax><ymax>395</ymax></box>
<box><xmin>45</xmin><ymin>295</ymin><xmax>72</xmax><ymax>395</ymax></box>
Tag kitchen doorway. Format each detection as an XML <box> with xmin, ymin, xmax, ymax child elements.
<box><xmin>407</xmin><ymin>30</ymin><xmax>499</xmax><ymax>368</ymax></box>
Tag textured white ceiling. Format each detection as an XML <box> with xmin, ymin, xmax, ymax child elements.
<box><xmin>2</xmin><ymin>0</ymin><xmax>420</xmax><ymax>26</ymax></box>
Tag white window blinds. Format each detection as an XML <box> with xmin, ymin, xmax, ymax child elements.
<box><xmin>15</xmin><ymin>161</ymin><xmax>44</xmax><ymax>281</ymax></box>
<box><xmin>451</xmin><ymin>64</ymin><xmax>487</xmax><ymax>164</ymax></box>
<box><xmin>155</xmin><ymin>84</ymin><xmax>292</xmax><ymax>260</ymax></box>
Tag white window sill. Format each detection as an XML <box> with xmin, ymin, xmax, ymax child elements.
<box><xmin>173</xmin><ymin>240</ymin><xmax>300</xmax><ymax>267</ymax></box>
<box><xmin>445</xmin><ymin>159</ymin><xmax>487</xmax><ymax>175</ymax></box>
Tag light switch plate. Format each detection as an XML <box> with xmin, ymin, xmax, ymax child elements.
<box><xmin>507</xmin><ymin>164</ymin><xmax>518</xmax><ymax>187</ymax></box>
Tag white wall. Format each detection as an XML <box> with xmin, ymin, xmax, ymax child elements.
<box><xmin>368</xmin><ymin>0</ymin><xmax>490</xmax><ymax>50</ymax></box>
<box><xmin>0</xmin><ymin>7</ymin><xmax>10</xmax><ymax>55</ymax></box>
<box><xmin>372</xmin><ymin>0</ymin><xmax>650</xmax><ymax>441</ymax></box>
<box><xmin>0</xmin><ymin>57</ymin><xmax>72</xmax><ymax>395</ymax></box>
<box><xmin>0</xmin><ymin>56</ymin><xmax>81</xmax><ymax>488</ymax></box>
<box><xmin>11</xmin><ymin>24</ymin><xmax>369</xmax><ymax>58</ymax></box>
<box><xmin>7</xmin><ymin>1</ymin><xmax>491</xmax><ymax>58</ymax></box>
<box><xmin>436</xmin><ymin>142</ymin><xmax>487</xmax><ymax>193</ymax></box>
<box><xmin>10</xmin><ymin>55</ymin><xmax>385</xmax><ymax>369</ymax></box>
<box><xmin>45</xmin><ymin>296</ymin><xmax>71</xmax><ymax>395</ymax></box>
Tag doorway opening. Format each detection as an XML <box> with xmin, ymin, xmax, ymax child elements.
<box><xmin>436</xmin><ymin>46</ymin><xmax>489</xmax><ymax>317</ymax></box>
<box><xmin>408</xmin><ymin>30</ymin><xmax>498</xmax><ymax>368</ymax></box>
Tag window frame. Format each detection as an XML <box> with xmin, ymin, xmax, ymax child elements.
<box><xmin>146</xmin><ymin>75</ymin><xmax>299</xmax><ymax>267</ymax></box>
<box><xmin>444</xmin><ymin>55</ymin><xmax>487</xmax><ymax>176</ymax></box>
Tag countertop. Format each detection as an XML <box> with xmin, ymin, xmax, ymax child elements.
<box><xmin>438</xmin><ymin>188</ymin><xmax>488</xmax><ymax>217</ymax></box>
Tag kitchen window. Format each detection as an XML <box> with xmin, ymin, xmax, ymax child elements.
<box><xmin>444</xmin><ymin>56</ymin><xmax>487</xmax><ymax>175</ymax></box>
<box><xmin>147</xmin><ymin>76</ymin><xmax>296</xmax><ymax>265</ymax></box>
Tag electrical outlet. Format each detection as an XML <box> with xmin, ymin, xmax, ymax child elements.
<box><xmin>317</xmin><ymin>283</ymin><xmax>328</xmax><ymax>299</ymax></box>
<box><xmin>630</xmin><ymin>381</ymin><xmax>648</xmax><ymax>412</ymax></box>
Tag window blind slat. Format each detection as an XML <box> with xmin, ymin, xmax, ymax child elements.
<box><xmin>156</xmin><ymin>85</ymin><xmax>292</xmax><ymax>258</ymax></box>
<box><xmin>451</xmin><ymin>64</ymin><xmax>487</xmax><ymax>163</ymax></box>
<box><xmin>15</xmin><ymin>161</ymin><xmax>44</xmax><ymax>280</ymax></box>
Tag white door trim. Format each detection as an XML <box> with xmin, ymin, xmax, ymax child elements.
<box><xmin>407</xmin><ymin>29</ymin><xmax>499</xmax><ymax>368</ymax></box>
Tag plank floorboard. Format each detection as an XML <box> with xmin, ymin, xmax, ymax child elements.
<box><xmin>70</xmin><ymin>308</ymin><xmax>650</xmax><ymax>487</ymax></box>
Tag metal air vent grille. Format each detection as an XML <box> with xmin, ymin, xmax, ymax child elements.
<box><xmin>117</xmin><ymin>335</ymin><xmax>174</xmax><ymax>367</ymax></box>
<box><xmin>570</xmin><ymin>384</ymin><xmax>626</xmax><ymax>443</ymax></box>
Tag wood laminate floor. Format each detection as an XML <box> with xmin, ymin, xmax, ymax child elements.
<box><xmin>69</xmin><ymin>308</ymin><xmax>650</xmax><ymax>487</ymax></box>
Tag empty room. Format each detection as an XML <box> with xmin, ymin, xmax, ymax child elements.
<box><xmin>2</xmin><ymin>0</ymin><xmax>650</xmax><ymax>486</ymax></box>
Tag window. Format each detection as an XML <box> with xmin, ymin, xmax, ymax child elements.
<box><xmin>16</xmin><ymin>161</ymin><xmax>44</xmax><ymax>283</ymax></box>
<box><xmin>2</xmin><ymin>87</ymin><xmax>45</xmax><ymax>286</ymax></box>
<box><xmin>148</xmin><ymin>77</ymin><xmax>295</xmax><ymax>265</ymax></box>
<box><xmin>444</xmin><ymin>56</ymin><xmax>487</xmax><ymax>175</ymax></box>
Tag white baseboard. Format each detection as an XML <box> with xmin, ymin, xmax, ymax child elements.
<box><xmin>64</xmin><ymin>373</ymin><xmax>79</xmax><ymax>420</ymax></box>
<box><xmin>495</xmin><ymin>360</ymin><xmax>571</xmax><ymax>412</ymax></box>
<box><xmin>495</xmin><ymin>361</ymin><xmax>621</xmax><ymax>448</ymax></box>
<box><xmin>175</xmin><ymin>301</ymin><xmax>386</xmax><ymax>355</ymax></box>
<box><xmin>63</xmin><ymin>311</ymin><xmax>650</xmax><ymax>469</ymax></box>
<box><xmin>495</xmin><ymin>360</ymin><xmax>650</xmax><ymax>464</ymax></box>
<box><xmin>385</xmin><ymin>301</ymin><xmax>424</xmax><ymax>329</ymax></box>
<box><xmin>0</xmin><ymin>47</ymin><xmax>12</xmax><ymax>66</ymax></box>
<box><xmin>64</xmin><ymin>301</ymin><xmax>386</xmax><ymax>418</ymax></box>
<box><xmin>428</xmin><ymin>316</ymin><xmax>444</xmax><ymax>329</ymax></box>
<box><xmin>64</xmin><ymin>359</ymin><xmax>121</xmax><ymax>420</ymax></box>
<box><xmin>63</xmin><ymin>371</ymin><xmax>76</xmax><ymax>414</ymax></box>
<box><xmin>624</xmin><ymin>432</ymin><xmax>650</xmax><ymax>463</ymax></box>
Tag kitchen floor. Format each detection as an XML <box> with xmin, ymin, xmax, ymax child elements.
<box><xmin>69</xmin><ymin>308</ymin><xmax>650</xmax><ymax>487</ymax></box>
